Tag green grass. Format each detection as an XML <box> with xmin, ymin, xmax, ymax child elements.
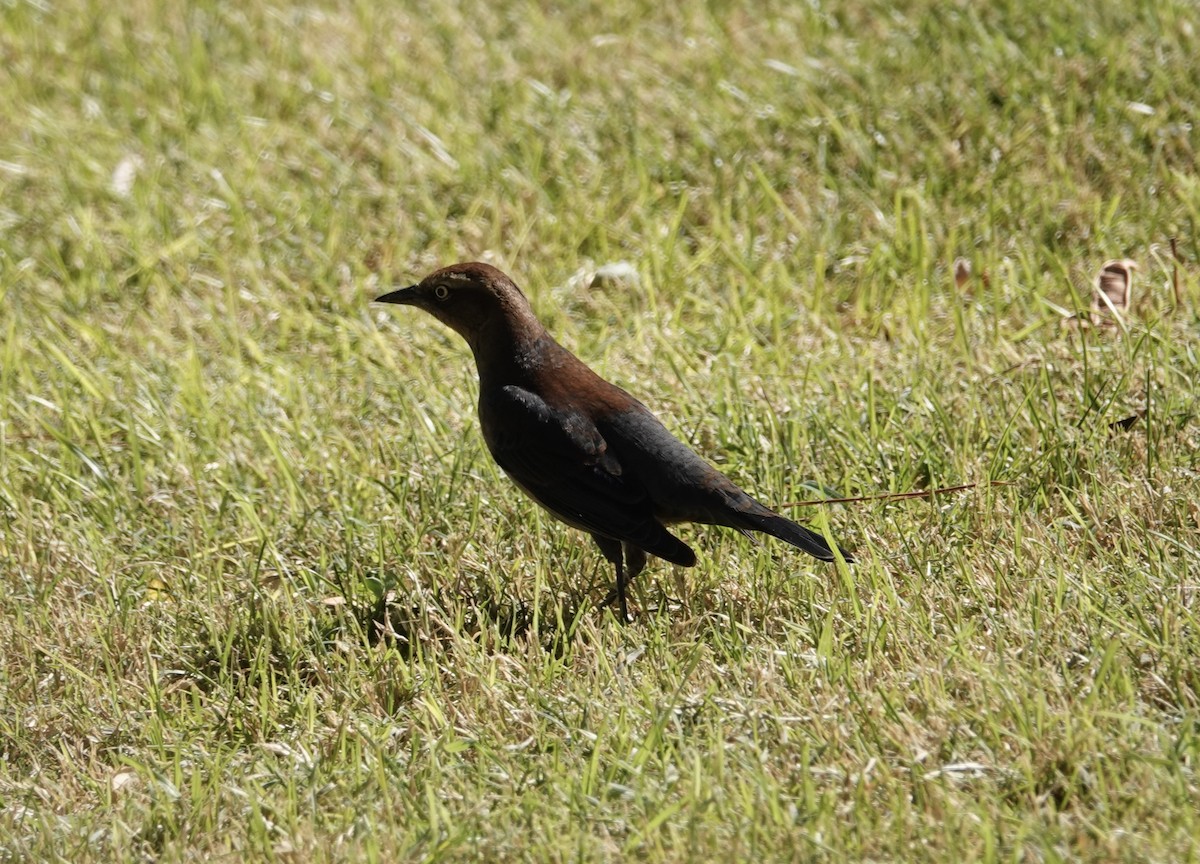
<box><xmin>2</xmin><ymin>0</ymin><xmax>1199</xmax><ymax>860</ymax></box>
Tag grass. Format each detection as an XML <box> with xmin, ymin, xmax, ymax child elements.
<box><xmin>1</xmin><ymin>0</ymin><xmax>1198</xmax><ymax>860</ymax></box>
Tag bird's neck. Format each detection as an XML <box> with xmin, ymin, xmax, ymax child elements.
<box><xmin>467</xmin><ymin>312</ymin><xmax>552</xmax><ymax>387</ymax></box>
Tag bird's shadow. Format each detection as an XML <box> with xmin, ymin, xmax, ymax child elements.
<box><xmin>326</xmin><ymin>568</ymin><xmax>605</xmax><ymax>660</ymax></box>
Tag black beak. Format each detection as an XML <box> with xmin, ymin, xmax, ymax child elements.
<box><xmin>374</xmin><ymin>285</ymin><xmax>419</xmax><ymax>304</ymax></box>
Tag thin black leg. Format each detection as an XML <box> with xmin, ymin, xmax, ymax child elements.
<box><xmin>612</xmin><ymin>557</ymin><xmax>627</xmax><ymax>622</ymax></box>
<box><xmin>594</xmin><ymin>539</ymin><xmax>649</xmax><ymax>623</ymax></box>
<box><xmin>592</xmin><ymin>534</ymin><xmax>629</xmax><ymax>623</ymax></box>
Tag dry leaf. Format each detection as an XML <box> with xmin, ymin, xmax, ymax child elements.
<box><xmin>110</xmin><ymin>154</ymin><xmax>142</xmax><ymax>198</ymax></box>
<box><xmin>1093</xmin><ymin>259</ymin><xmax>1136</xmax><ymax>316</ymax></box>
<box><xmin>953</xmin><ymin>257</ymin><xmax>971</xmax><ymax>289</ymax></box>
<box><xmin>590</xmin><ymin>261</ymin><xmax>640</xmax><ymax>289</ymax></box>
<box><xmin>111</xmin><ymin>770</ymin><xmax>139</xmax><ymax>793</ymax></box>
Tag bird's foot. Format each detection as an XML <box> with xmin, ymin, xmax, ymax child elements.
<box><xmin>597</xmin><ymin>587</ymin><xmax>630</xmax><ymax>623</ymax></box>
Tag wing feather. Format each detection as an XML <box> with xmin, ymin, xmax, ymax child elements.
<box><xmin>481</xmin><ymin>385</ymin><xmax>694</xmax><ymax>565</ymax></box>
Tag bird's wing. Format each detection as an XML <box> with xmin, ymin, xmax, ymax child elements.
<box><xmin>480</xmin><ymin>385</ymin><xmax>691</xmax><ymax>562</ymax></box>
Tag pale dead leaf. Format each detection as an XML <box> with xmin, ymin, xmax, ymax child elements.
<box><xmin>111</xmin><ymin>769</ymin><xmax>139</xmax><ymax>793</ymax></box>
<box><xmin>110</xmin><ymin>154</ymin><xmax>142</xmax><ymax>198</ymax></box>
<box><xmin>590</xmin><ymin>261</ymin><xmax>640</xmax><ymax>289</ymax></box>
<box><xmin>1093</xmin><ymin>258</ymin><xmax>1136</xmax><ymax>316</ymax></box>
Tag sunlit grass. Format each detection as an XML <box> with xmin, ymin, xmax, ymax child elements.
<box><xmin>1</xmin><ymin>0</ymin><xmax>1198</xmax><ymax>860</ymax></box>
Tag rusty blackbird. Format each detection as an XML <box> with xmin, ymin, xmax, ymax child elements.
<box><xmin>376</xmin><ymin>262</ymin><xmax>851</xmax><ymax>621</ymax></box>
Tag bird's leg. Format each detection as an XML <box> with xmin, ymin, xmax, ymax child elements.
<box><xmin>617</xmin><ymin>544</ymin><xmax>647</xmax><ymax>622</ymax></box>
<box><xmin>622</xmin><ymin>543</ymin><xmax>647</xmax><ymax>587</ymax></box>
<box><xmin>594</xmin><ymin>540</ymin><xmax>648</xmax><ymax>622</ymax></box>
<box><xmin>613</xmin><ymin>555</ymin><xmax>629</xmax><ymax>624</ymax></box>
<box><xmin>591</xmin><ymin>534</ymin><xmax>626</xmax><ymax>621</ymax></box>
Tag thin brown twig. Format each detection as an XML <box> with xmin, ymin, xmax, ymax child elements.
<box><xmin>1170</xmin><ymin>237</ymin><xmax>1182</xmax><ymax>309</ymax></box>
<box><xmin>781</xmin><ymin>480</ymin><xmax>1013</xmax><ymax>509</ymax></box>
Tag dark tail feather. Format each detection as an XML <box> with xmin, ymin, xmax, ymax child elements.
<box><xmin>737</xmin><ymin>508</ymin><xmax>853</xmax><ymax>563</ymax></box>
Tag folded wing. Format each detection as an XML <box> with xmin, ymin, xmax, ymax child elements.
<box><xmin>480</xmin><ymin>385</ymin><xmax>696</xmax><ymax>566</ymax></box>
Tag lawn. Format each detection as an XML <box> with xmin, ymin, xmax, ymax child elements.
<box><xmin>1</xmin><ymin>0</ymin><xmax>1198</xmax><ymax>860</ymax></box>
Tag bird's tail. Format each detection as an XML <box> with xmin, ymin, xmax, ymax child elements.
<box><xmin>736</xmin><ymin>507</ymin><xmax>853</xmax><ymax>563</ymax></box>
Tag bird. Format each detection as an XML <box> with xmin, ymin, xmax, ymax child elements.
<box><xmin>375</xmin><ymin>262</ymin><xmax>851</xmax><ymax>621</ymax></box>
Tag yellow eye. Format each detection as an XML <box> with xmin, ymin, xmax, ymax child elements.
<box><xmin>433</xmin><ymin>285</ymin><xmax>450</xmax><ymax>300</ymax></box>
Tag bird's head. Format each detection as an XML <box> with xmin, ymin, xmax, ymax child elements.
<box><xmin>375</xmin><ymin>262</ymin><xmax>536</xmax><ymax>349</ymax></box>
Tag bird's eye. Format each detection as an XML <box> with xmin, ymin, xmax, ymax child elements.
<box><xmin>433</xmin><ymin>284</ymin><xmax>450</xmax><ymax>301</ymax></box>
